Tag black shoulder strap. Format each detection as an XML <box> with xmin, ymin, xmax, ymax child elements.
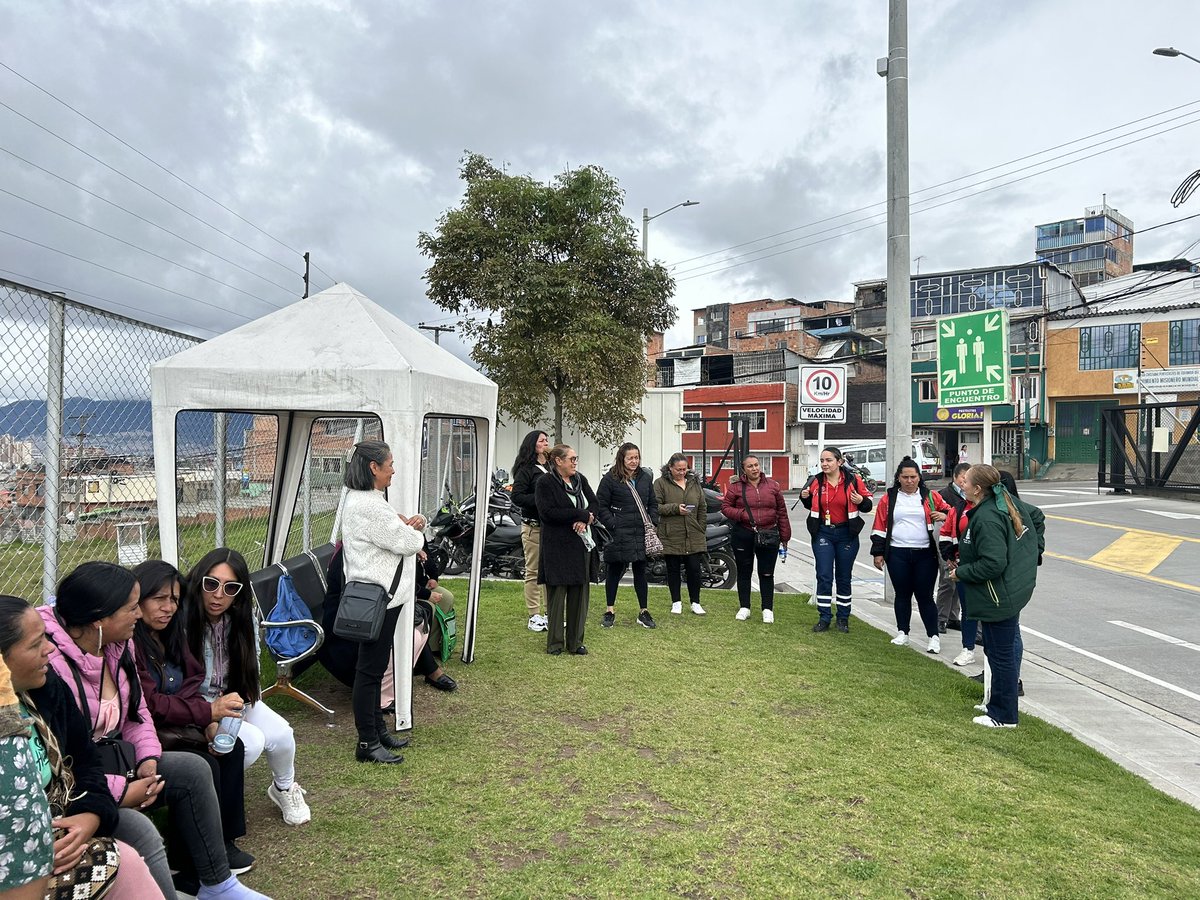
<box><xmin>741</xmin><ymin>479</ymin><xmax>757</xmax><ymax>528</ymax></box>
<box><xmin>47</xmin><ymin>632</ymin><xmax>97</xmax><ymax>732</ymax></box>
<box><xmin>386</xmin><ymin>557</ymin><xmax>405</xmax><ymax>599</ymax></box>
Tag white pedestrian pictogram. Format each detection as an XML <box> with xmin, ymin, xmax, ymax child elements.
<box><xmin>972</xmin><ymin>333</ymin><xmax>985</xmax><ymax>372</ymax></box>
<box><xmin>957</xmin><ymin>337</ymin><xmax>968</xmax><ymax>373</ymax></box>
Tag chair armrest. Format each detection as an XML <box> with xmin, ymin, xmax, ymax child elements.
<box><xmin>258</xmin><ymin>618</ymin><xmax>326</xmax><ymax>666</ymax></box>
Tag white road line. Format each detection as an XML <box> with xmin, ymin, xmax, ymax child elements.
<box><xmin>1041</xmin><ymin>489</ymin><xmax>1102</xmax><ymax>495</ymax></box>
<box><xmin>1022</xmin><ymin>626</ymin><xmax>1200</xmax><ymax>703</ymax></box>
<box><xmin>1109</xmin><ymin>620</ymin><xmax>1200</xmax><ymax>653</ymax></box>
<box><xmin>1038</xmin><ymin>499</ymin><xmax>1138</xmax><ymax>509</ymax></box>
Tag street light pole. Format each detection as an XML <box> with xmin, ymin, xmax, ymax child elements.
<box><xmin>642</xmin><ymin>200</ymin><xmax>699</xmax><ymax>257</ymax></box>
<box><xmin>1153</xmin><ymin>47</ymin><xmax>1200</xmax><ymax>65</ymax></box>
<box><xmin>880</xmin><ymin>0</ymin><xmax>912</xmax><ymax>481</ymax></box>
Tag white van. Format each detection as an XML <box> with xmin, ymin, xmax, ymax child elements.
<box><xmin>833</xmin><ymin>440</ymin><xmax>943</xmax><ymax>481</ymax></box>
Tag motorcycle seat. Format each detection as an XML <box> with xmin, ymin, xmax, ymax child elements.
<box><xmin>706</xmin><ymin>524</ymin><xmax>730</xmax><ymax>539</ymax></box>
<box><xmin>491</xmin><ymin>523</ymin><xmax>522</xmax><ymax>542</ymax></box>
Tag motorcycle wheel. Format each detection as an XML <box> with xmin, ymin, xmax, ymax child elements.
<box><xmin>702</xmin><ymin>550</ymin><xmax>737</xmax><ymax>591</ymax></box>
<box><xmin>440</xmin><ymin>547</ymin><xmax>467</xmax><ymax>576</ymax></box>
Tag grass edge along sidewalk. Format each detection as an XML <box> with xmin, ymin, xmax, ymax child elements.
<box><xmin>236</xmin><ymin>581</ymin><xmax>1200</xmax><ymax>898</ymax></box>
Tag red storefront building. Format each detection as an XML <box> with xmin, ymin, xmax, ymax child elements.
<box><xmin>681</xmin><ymin>382</ymin><xmax>797</xmax><ymax>490</ymax></box>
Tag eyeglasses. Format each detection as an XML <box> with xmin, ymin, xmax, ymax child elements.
<box><xmin>201</xmin><ymin>576</ymin><xmax>243</xmax><ymax>597</ymax></box>
<box><xmin>566</xmin><ymin>456</ymin><xmax>578</xmax><ymax>462</ymax></box>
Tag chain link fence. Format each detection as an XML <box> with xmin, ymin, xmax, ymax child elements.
<box><xmin>1</xmin><ymin>277</ymin><xmax>201</xmax><ymax>601</ymax></box>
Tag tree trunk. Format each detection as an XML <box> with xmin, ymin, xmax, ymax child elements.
<box><xmin>551</xmin><ymin>387</ymin><xmax>563</xmax><ymax>444</ymax></box>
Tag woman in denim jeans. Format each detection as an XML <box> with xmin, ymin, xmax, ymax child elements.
<box><xmin>800</xmin><ymin>447</ymin><xmax>873</xmax><ymax>633</ymax></box>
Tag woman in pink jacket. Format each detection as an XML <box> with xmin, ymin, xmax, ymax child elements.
<box><xmin>41</xmin><ymin>561</ymin><xmax>269</xmax><ymax>900</ymax></box>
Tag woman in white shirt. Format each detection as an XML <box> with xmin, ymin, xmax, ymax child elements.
<box><xmin>339</xmin><ymin>440</ymin><xmax>425</xmax><ymax>764</ymax></box>
<box><xmin>869</xmin><ymin>458</ymin><xmax>951</xmax><ymax>653</ymax></box>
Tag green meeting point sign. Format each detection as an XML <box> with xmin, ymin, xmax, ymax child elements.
<box><xmin>936</xmin><ymin>309</ymin><xmax>1010</xmax><ymax>407</ymax></box>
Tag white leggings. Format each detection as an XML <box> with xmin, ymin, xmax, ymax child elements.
<box><xmin>240</xmin><ymin>700</ymin><xmax>296</xmax><ymax>789</ymax></box>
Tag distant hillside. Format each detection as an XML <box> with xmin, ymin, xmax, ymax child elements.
<box><xmin>0</xmin><ymin>398</ymin><xmax>254</xmax><ymax>455</ymax></box>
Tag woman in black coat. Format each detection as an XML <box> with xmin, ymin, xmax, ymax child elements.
<box><xmin>534</xmin><ymin>444</ymin><xmax>598</xmax><ymax>656</ymax></box>
<box><xmin>594</xmin><ymin>443</ymin><xmax>660</xmax><ymax>630</ymax></box>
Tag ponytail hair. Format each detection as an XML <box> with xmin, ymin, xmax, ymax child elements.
<box><xmin>967</xmin><ymin>464</ymin><xmax>1025</xmax><ymax>537</ymax></box>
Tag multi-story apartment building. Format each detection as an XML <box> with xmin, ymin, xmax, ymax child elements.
<box><xmin>1034</xmin><ymin>201</ymin><xmax>1134</xmax><ymax>288</ymax></box>
<box><xmin>853</xmin><ymin>262</ymin><xmax>1081</xmax><ymax>472</ymax></box>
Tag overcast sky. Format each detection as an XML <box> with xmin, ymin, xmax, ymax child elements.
<box><xmin>2</xmin><ymin>0</ymin><xmax>1198</xmax><ymax>365</ymax></box>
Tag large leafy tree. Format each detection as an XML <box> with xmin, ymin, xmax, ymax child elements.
<box><xmin>417</xmin><ymin>153</ymin><xmax>677</xmax><ymax>445</ymax></box>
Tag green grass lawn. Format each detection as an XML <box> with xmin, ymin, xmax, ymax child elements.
<box><xmin>236</xmin><ymin>581</ymin><xmax>1199</xmax><ymax>898</ymax></box>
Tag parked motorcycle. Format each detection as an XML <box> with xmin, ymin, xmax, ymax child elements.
<box><xmin>600</xmin><ymin>487</ymin><xmax>737</xmax><ymax>591</ymax></box>
<box><xmin>428</xmin><ymin>469</ymin><xmax>525</xmax><ymax>578</ymax></box>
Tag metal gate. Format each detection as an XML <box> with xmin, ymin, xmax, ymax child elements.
<box><xmin>1099</xmin><ymin>399</ymin><xmax>1200</xmax><ymax>495</ymax></box>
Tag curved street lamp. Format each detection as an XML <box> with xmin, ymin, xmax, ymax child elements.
<box><xmin>1153</xmin><ymin>47</ymin><xmax>1200</xmax><ymax>65</ymax></box>
<box><xmin>642</xmin><ymin>200</ymin><xmax>699</xmax><ymax>257</ymax></box>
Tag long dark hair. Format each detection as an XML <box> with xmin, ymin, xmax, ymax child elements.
<box><xmin>607</xmin><ymin>442</ymin><xmax>641</xmax><ymax>481</ymax></box>
<box><xmin>0</xmin><ymin>594</ymin><xmax>33</xmax><ymax>658</ymax></box>
<box><xmin>185</xmin><ymin>548</ymin><xmax>260</xmax><ymax>704</ymax></box>
<box><xmin>660</xmin><ymin>452</ymin><xmax>689</xmax><ymax>479</ymax></box>
<box><xmin>55</xmin><ymin>561</ymin><xmax>144</xmax><ymax>722</ymax></box>
<box><xmin>513</xmin><ymin>430</ymin><xmax>548</xmax><ymax>474</ymax></box>
<box><xmin>131</xmin><ymin>560</ymin><xmax>186</xmax><ymax>679</ymax></box>
<box><xmin>891</xmin><ymin>456</ymin><xmax>923</xmax><ymax>488</ymax></box>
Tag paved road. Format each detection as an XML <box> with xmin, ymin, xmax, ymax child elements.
<box><xmin>777</xmin><ymin>479</ymin><xmax>1200</xmax><ymax>809</ymax></box>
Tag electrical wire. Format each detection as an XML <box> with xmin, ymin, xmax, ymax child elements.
<box><xmin>0</xmin><ymin>186</ymin><xmax>284</xmax><ymax>310</ymax></box>
<box><xmin>0</xmin><ymin>61</ymin><xmax>316</xmax><ymax>265</ymax></box>
<box><xmin>668</xmin><ymin>98</ymin><xmax>1200</xmax><ymax>269</ymax></box>
<box><xmin>0</xmin><ymin>268</ymin><xmax>212</xmax><ymax>335</ymax></box>
<box><xmin>0</xmin><ymin>228</ymin><xmax>254</xmax><ymax>321</ymax></box>
<box><xmin>0</xmin><ymin>97</ymin><xmax>300</xmax><ymax>277</ymax></box>
<box><xmin>0</xmin><ymin>145</ymin><xmax>299</xmax><ymax>295</ymax></box>
<box><xmin>672</xmin><ymin>113</ymin><xmax>1200</xmax><ymax>281</ymax></box>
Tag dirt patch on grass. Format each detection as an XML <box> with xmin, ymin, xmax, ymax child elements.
<box><xmin>772</xmin><ymin>700</ymin><xmax>818</xmax><ymax>719</ymax></box>
<box><xmin>581</xmin><ymin>789</ymin><xmax>693</xmax><ymax>835</ymax></box>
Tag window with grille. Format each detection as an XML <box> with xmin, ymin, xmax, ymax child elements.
<box><xmin>862</xmin><ymin>402</ymin><xmax>885</xmax><ymax>424</ymax></box>
<box><xmin>1169</xmin><ymin>319</ymin><xmax>1200</xmax><ymax>366</ymax></box>
<box><xmin>729</xmin><ymin>410</ymin><xmax>767</xmax><ymax>432</ymax></box>
<box><xmin>1079</xmin><ymin>323</ymin><xmax>1139</xmax><ymax>370</ymax></box>
<box><xmin>682</xmin><ymin>412</ymin><xmax>701</xmax><ymax>432</ymax></box>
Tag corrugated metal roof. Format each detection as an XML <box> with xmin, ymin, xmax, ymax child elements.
<box><xmin>1072</xmin><ymin>269</ymin><xmax>1200</xmax><ymax>315</ymax></box>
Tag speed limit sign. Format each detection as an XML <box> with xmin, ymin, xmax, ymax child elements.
<box><xmin>799</xmin><ymin>364</ymin><xmax>847</xmax><ymax>423</ymax></box>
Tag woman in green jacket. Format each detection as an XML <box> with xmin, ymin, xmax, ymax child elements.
<box><xmin>948</xmin><ymin>464</ymin><xmax>1043</xmax><ymax>728</ymax></box>
<box><xmin>653</xmin><ymin>453</ymin><xmax>708</xmax><ymax>616</ymax></box>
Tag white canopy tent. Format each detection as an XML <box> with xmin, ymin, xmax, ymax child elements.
<box><xmin>150</xmin><ymin>283</ymin><xmax>497</xmax><ymax>732</ymax></box>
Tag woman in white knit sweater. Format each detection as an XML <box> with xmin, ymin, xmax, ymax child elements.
<box><xmin>340</xmin><ymin>440</ymin><xmax>426</xmax><ymax>764</ymax></box>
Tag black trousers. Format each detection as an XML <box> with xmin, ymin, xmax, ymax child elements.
<box><xmin>605</xmin><ymin>559</ymin><xmax>648</xmax><ymax>608</ymax></box>
<box><xmin>732</xmin><ymin>531</ymin><xmax>778</xmax><ymax>610</ymax></box>
<box><xmin>168</xmin><ymin>739</ymin><xmax>247</xmax><ymax>877</ymax></box>
<box><xmin>352</xmin><ymin>604</ymin><xmax>402</xmax><ymax>743</ymax></box>
<box><xmin>664</xmin><ymin>553</ymin><xmax>703</xmax><ymax>605</ymax></box>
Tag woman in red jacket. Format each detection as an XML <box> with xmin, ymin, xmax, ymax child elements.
<box><xmin>870</xmin><ymin>458</ymin><xmax>951</xmax><ymax>653</ymax></box>
<box><xmin>799</xmin><ymin>446</ymin><xmax>873</xmax><ymax>633</ymax></box>
<box><xmin>721</xmin><ymin>455</ymin><xmax>791</xmax><ymax>623</ymax></box>
<box><xmin>132</xmin><ymin>560</ymin><xmax>253</xmax><ymax>881</ymax></box>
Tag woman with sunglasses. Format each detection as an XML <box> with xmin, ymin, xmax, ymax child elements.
<box><xmin>185</xmin><ymin>549</ymin><xmax>311</xmax><ymax>825</ymax></box>
<box><xmin>132</xmin><ymin>561</ymin><xmax>253</xmax><ymax>879</ymax></box>
<box><xmin>35</xmin><ymin>562</ymin><xmax>270</xmax><ymax>899</ymax></box>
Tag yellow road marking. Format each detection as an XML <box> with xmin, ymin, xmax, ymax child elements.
<box><xmin>1044</xmin><ymin>550</ymin><xmax>1200</xmax><ymax>595</ymax></box>
<box><xmin>1045</xmin><ymin>513</ymin><xmax>1200</xmax><ymax>545</ymax></box>
<box><xmin>1089</xmin><ymin>532</ymin><xmax>1184</xmax><ymax>575</ymax></box>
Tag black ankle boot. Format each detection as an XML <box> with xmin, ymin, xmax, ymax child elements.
<box><xmin>356</xmin><ymin>740</ymin><xmax>403</xmax><ymax>764</ymax></box>
<box><xmin>374</xmin><ymin>712</ymin><xmax>410</xmax><ymax>751</ymax></box>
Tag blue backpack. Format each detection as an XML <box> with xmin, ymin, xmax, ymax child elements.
<box><xmin>265</xmin><ymin>572</ymin><xmax>318</xmax><ymax>659</ymax></box>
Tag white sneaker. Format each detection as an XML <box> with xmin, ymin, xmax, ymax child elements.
<box><xmin>972</xmin><ymin>715</ymin><xmax>1016</xmax><ymax>729</ymax></box>
<box><xmin>974</xmin><ymin>703</ymin><xmax>989</xmax><ymax>713</ymax></box>
<box><xmin>528</xmin><ymin>615</ymin><xmax>547</xmax><ymax>632</ymax></box>
<box><xmin>890</xmin><ymin>631</ymin><xmax>909</xmax><ymax>646</ymax></box>
<box><xmin>670</xmin><ymin>601</ymin><xmax>682</xmax><ymax>615</ymax></box>
<box><xmin>762</xmin><ymin>609</ymin><xmax>774</xmax><ymax>624</ymax></box>
<box><xmin>690</xmin><ymin>602</ymin><xmax>706</xmax><ymax>616</ymax></box>
<box><xmin>953</xmin><ymin>648</ymin><xmax>976</xmax><ymax>667</ymax></box>
<box><xmin>735</xmin><ymin>608</ymin><xmax>751</xmax><ymax>621</ymax></box>
<box><xmin>927</xmin><ymin>635</ymin><xmax>941</xmax><ymax>654</ymax></box>
<box><xmin>268</xmin><ymin>782</ymin><xmax>311</xmax><ymax>825</ymax></box>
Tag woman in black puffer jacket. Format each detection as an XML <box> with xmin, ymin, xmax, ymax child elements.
<box><xmin>595</xmin><ymin>443</ymin><xmax>660</xmax><ymax>630</ymax></box>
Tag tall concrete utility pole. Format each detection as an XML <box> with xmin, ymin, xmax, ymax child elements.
<box><xmin>880</xmin><ymin>0</ymin><xmax>912</xmax><ymax>480</ymax></box>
